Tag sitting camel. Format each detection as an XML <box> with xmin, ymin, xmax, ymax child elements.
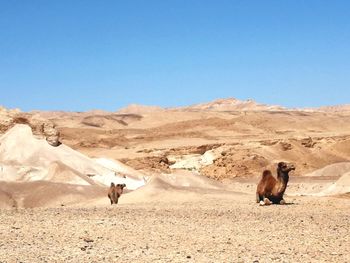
<box><xmin>108</xmin><ymin>183</ymin><xmax>126</xmax><ymax>205</ymax></box>
<box><xmin>256</xmin><ymin>162</ymin><xmax>295</xmax><ymax>206</ymax></box>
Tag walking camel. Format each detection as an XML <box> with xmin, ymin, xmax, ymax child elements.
<box><xmin>108</xmin><ymin>183</ymin><xmax>126</xmax><ymax>205</ymax></box>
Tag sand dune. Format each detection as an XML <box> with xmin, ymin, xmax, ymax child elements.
<box><xmin>0</xmin><ymin>124</ymin><xmax>111</xmax><ymax>177</ymax></box>
<box><xmin>94</xmin><ymin>157</ymin><xmax>147</xmax><ymax>180</ymax></box>
<box><xmin>87</xmin><ymin>169</ymin><xmax>229</xmax><ymax>207</ymax></box>
<box><xmin>117</xmin><ymin>170</ymin><xmax>230</xmax><ymax>204</ymax></box>
<box><xmin>0</xmin><ymin>125</ymin><xmax>146</xmax><ymax>207</ymax></box>
<box><xmin>0</xmin><ymin>124</ymin><xmax>145</xmax><ymax>186</ymax></box>
<box><xmin>304</xmin><ymin>162</ymin><xmax>350</xmax><ymax>177</ymax></box>
<box><xmin>46</xmin><ymin>161</ymin><xmax>98</xmax><ymax>185</ymax></box>
<box><xmin>316</xmin><ymin>172</ymin><xmax>350</xmax><ymax>196</ymax></box>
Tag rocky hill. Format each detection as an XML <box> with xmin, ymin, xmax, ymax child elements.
<box><xmin>179</xmin><ymin>98</ymin><xmax>285</xmax><ymax>112</ymax></box>
<box><xmin>2</xmin><ymin>98</ymin><xmax>350</xmax><ymax>180</ymax></box>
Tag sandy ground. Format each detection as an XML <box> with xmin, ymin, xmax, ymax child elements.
<box><xmin>1</xmin><ymin>193</ymin><xmax>349</xmax><ymax>263</ymax></box>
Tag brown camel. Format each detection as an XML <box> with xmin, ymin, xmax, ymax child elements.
<box><xmin>108</xmin><ymin>183</ymin><xmax>126</xmax><ymax>205</ymax></box>
<box><xmin>256</xmin><ymin>162</ymin><xmax>295</xmax><ymax>206</ymax></box>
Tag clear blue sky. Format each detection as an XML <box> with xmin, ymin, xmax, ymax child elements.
<box><xmin>1</xmin><ymin>1</ymin><xmax>349</xmax><ymax>111</ymax></box>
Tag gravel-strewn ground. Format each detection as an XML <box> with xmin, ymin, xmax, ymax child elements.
<box><xmin>0</xmin><ymin>195</ymin><xmax>349</xmax><ymax>263</ymax></box>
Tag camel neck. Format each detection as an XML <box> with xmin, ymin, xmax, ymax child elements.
<box><xmin>276</xmin><ymin>170</ymin><xmax>289</xmax><ymax>194</ymax></box>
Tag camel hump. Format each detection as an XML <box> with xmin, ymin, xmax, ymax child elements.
<box><xmin>262</xmin><ymin>170</ymin><xmax>272</xmax><ymax>178</ymax></box>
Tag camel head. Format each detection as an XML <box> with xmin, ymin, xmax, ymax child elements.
<box><xmin>277</xmin><ymin>162</ymin><xmax>295</xmax><ymax>176</ymax></box>
<box><xmin>116</xmin><ymin>183</ymin><xmax>126</xmax><ymax>189</ymax></box>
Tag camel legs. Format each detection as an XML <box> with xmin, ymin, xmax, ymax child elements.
<box><xmin>259</xmin><ymin>198</ymin><xmax>286</xmax><ymax>206</ymax></box>
<box><xmin>108</xmin><ymin>194</ymin><xmax>113</xmax><ymax>205</ymax></box>
<box><xmin>257</xmin><ymin>193</ymin><xmax>272</xmax><ymax>206</ymax></box>
<box><xmin>256</xmin><ymin>193</ymin><xmax>261</xmax><ymax>203</ymax></box>
<box><xmin>257</xmin><ymin>193</ymin><xmax>267</xmax><ymax>203</ymax></box>
<box><xmin>259</xmin><ymin>197</ymin><xmax>272</xmax><ymax>206</ymax></box>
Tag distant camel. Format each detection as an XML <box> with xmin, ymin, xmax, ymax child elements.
<box><xmin>108</xmin><ymin>183</ymin><xmax>126</xmax><ymax>205</ymax></box>
<box><xmin>256</xmin><ymin>162</ymin><xmax>295</xmax><ymax>205</ymax></box>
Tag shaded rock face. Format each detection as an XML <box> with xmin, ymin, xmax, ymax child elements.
<box><xmin>120</xmin><ymin>156</ymin><xmax>174</xmax><ymax>173</ymax></box>
<box><xmin>41</xmin><ymin>122</ymin><xmax>61</xmax><ymax>147</ymax></box>
<box><xmin>301</xmin><ymin>137</ymin><xmax>315</xmax><ymax>148</ymax></box>
<box><xmin>279</xmin><ymin>141</ymin><xmax>293</xmax><ymax>151</ymax></box>
<box><xmin>200</xmin><ymin>151</ymin><xmax>270</xmax><ymax>180</ymax></box>
<box><xmin>0</xmin><ymin>108</ymin><xmax>19</xmax><ymax>133</ymax></box>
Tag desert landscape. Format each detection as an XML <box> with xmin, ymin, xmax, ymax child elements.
<box><xmin>0</xmin><ymin>98</ymin><xmax>350</xmax><ymax>262</ymax></box>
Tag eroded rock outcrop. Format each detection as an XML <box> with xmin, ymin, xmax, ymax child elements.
<box><xmin>41</xmin><ymin>122</ymin><xmax>61</xmax><ymax>147</ymax></box>
<box><xmin>279</xmin><ymin>141</ymin><xmax>293</xmax><ymax>151</ymax></box>
<box><xmin>300</xmin><ymin>137</ymin><xmax>316</xmax><ymax>148</ymax></box>
<box><xmin>0</xmin><ymin>107</ymin><xmax>61</xmax><ymax>147</ymax></box>
<box><xmin>200</xmin><ymin>150</ymin><xmax>270</xmax><ymax>180</ymax></box>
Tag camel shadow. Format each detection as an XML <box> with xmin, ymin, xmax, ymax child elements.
<box><xmin>257</xmin><ymin>201</ymin><xmax>298</xmax><ymax>206</ymax></box>
<box><xmin>282</xmin><ymin>201</ymin><xmax>297</xmax><ymax>206</ymax></box>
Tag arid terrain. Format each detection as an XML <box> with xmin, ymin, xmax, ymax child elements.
<box><xmin>1</xmin><ymin>195</ymin><xmax>350</xmax><ymax>263</ymax></box>
<box><xmin>1</xmin><ymin>98</ymin><xmax>350</xmax><ymax>262</ymax></box>
<box><xmin>8</xmin><ymin>98</ymin><xmax>347</xmax><ymax>179</ymax></box>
